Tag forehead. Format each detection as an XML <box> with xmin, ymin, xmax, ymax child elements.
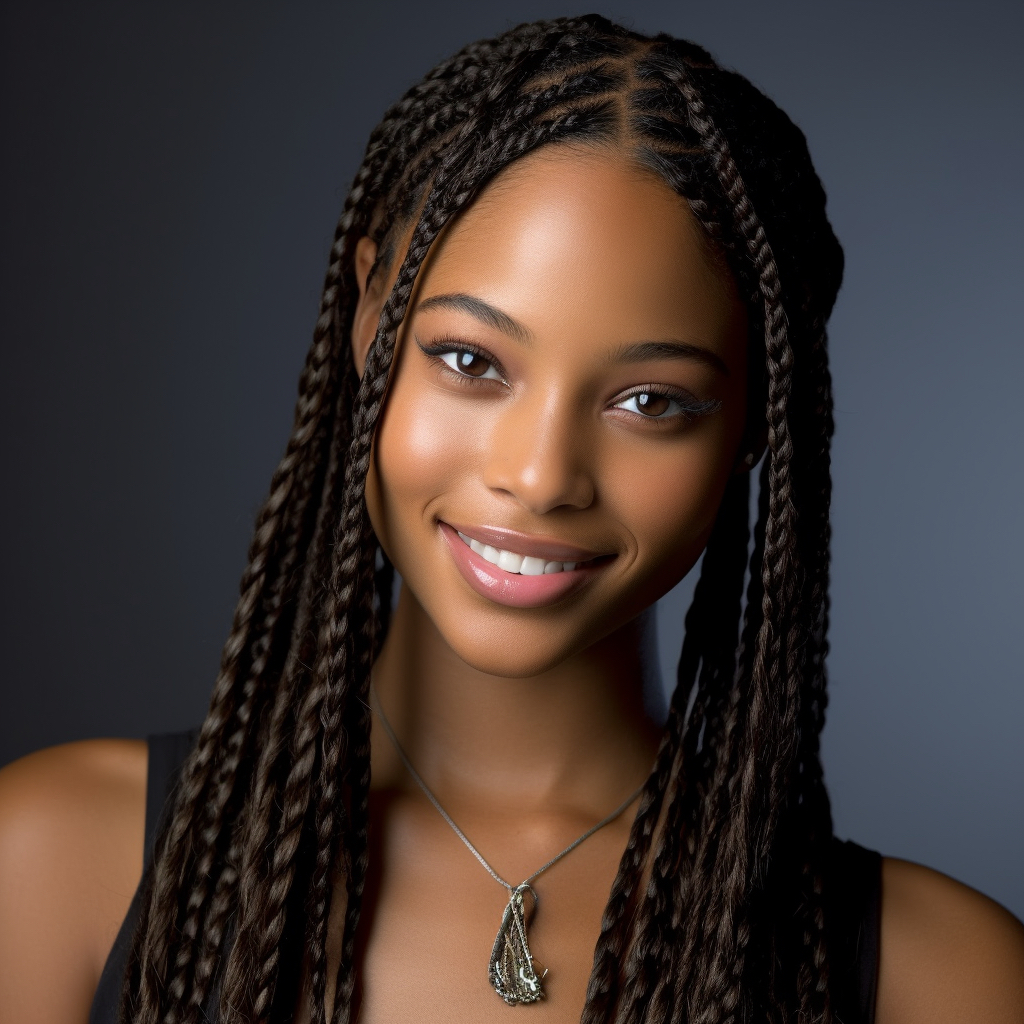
<box><xmin>413</xmin><ymin>146</ymin><xmax>745</xmax><ymax>354</ymax></box>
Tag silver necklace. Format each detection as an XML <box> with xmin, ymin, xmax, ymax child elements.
<box><xmin>369</xmin><ymin>685</ymin><xmax>644</xmax><ymax>1006</ymax></box>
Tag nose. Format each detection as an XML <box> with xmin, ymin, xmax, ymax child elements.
<box><xmin>482</xmin><ymin>388</ymin><xmax>595</xmax><ymax>514</ymax></box>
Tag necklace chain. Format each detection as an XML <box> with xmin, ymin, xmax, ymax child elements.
<box><xmin>368</xmin><ymin>684</ymin><xmax>645</xmax><ymax>893</ymax></box>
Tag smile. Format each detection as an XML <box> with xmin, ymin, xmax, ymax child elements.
<box><xmin>455</xmin><ymin>532</ymin><xmax>580</xmax><ymax>575</ymax></box>
<box><xmin>439</xmin><ymin>523</ymin><xmax>610</xmax><ymax>609</ymax></box>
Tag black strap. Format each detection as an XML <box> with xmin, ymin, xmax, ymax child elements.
<box><xmin>142</xmin><ymin>730</ymin><xmax>198</xmax><ymax>863</ymax></box>
<box><xmin>825</xmin><ymin>837</ymin><xmax>883</xmax><ymax>1024</ymax></box>
<box><xmin>89</xmin><ymin>731</ymin><xmax>198</xmax><ymax>1024</ymax></box>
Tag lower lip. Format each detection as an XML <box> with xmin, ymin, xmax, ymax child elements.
<box><xmin>439</xmin><ymin>523</ymin><xmax>603</xmax><ymax>609</ymax></box>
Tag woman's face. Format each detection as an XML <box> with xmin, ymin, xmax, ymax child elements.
<box><xmin>359</xmin><ymin>147</ymin><xmax>750</xmax><ymax>678</ymax></box>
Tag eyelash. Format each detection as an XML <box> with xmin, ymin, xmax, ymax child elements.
<box><xmin>418</xmin><ymin>337</ymin><xmax>508</xmax><ymax>384</ymax></box>
<box><xmin>416</xmin><ymin>337</ymin><xmax>721</xmax><ymax>425</ymax></box>
<box><xmin>611</xmin><ymin>385</ymin><xmax>722</xmax><ymax>424</ymax></box>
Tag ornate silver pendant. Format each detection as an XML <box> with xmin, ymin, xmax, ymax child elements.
<box><xmin>488</xmin><ymin>883</ymin><xmax>547</xmax><ymax>1005</ymax></box>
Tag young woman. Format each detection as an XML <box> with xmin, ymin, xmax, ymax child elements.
<box><xmin>1</xmin><ymin>15</ymin><xmax>1021</xmax><ymax>1024</ymax></box>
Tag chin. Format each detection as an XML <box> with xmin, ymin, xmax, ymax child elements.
<box><xmin>437</xmin><ymin>616</ymin><xmax>592</xmax><ymax>680</ymax></box>
<box><xmin>448</xmin><ymin>630</ymin><xmax>577</xmax><ymax>679</ymax></box>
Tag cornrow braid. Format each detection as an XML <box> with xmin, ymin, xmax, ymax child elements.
<box><xmin>120</xmin><ymin>15</ymin><xmax>843</xmax><ymax>1024</ymax></box>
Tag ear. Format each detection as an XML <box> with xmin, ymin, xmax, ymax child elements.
<box><xmin>351</xmin><ymin>236</ymin><xmax>385</xmax><ymax>378</ymax></box>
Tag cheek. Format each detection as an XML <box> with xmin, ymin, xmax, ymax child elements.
<box><xmin>378</xmin><ymin>394</ymin><xmax>451</xmax><ymax>500</ymax></box>
<box><xmin>366</xmin><ymin>358</ymin><xmax>481</xmax><ymax>556</ymax></box>
<box><xmin>605</xmin><ymin>430</ymin><xmax>736</xmax><ymax>601</ymax></box>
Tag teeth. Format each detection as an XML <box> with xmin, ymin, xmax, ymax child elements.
<box><xmin>457</xmin><ymin>531</ymin><xmax>581</xmax><ymax>575</ymax></box>
<box><xmin>497</xmin><ymin>550</ymin><xmax>524</xmax><ymax>573</ymax></box>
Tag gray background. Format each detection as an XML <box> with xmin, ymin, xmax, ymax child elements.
<box><xmin>2</xmin><ymin>2</ymin><xmax>1021</xmax><ymax>918</ymax></box>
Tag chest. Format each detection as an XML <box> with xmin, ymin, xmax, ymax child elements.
<box><xmin>348</xmin><ymin>790</ymin><xmax>632</xmax><ymax>1024</ymax></box>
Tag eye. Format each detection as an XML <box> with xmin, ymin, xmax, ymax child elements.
<box><xmin>614</xmin><ymin>391</ymin><xmax>684</xmax><ymax>419</ymax></box>
<box><xmin>611</xmin><ymin>387</ymin><xmax>722</xmax><ymax>423</ymax></box>
<box><xmin>438</xmin><ymin>348</ymin><xmax>503</xmax><ymax>381</ymax></box>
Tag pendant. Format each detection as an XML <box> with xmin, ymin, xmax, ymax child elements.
<box><xmin>488</xmin><ymin>883</ymin><xmax>547</xmax><ymax>1005</ymax></box>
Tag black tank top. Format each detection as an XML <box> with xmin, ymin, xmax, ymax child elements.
<box><xmin>90</xmin><ymin>732</ymin><xmax>882</xmax><ymax>1023</ymax></box>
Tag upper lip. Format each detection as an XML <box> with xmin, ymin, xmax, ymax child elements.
<box><xmin>443</xmin><ymin>522</ymin><xmax>609</xmax><ymax>562</ymax></box>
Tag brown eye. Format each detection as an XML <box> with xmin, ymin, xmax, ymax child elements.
<box><xmin>439</xmin><ymin>348</ymin><xmax>503</xmax><ymax>380</ymax></box>
<box><xmin>613</xmin><ymin>389</ymin><xmax>722</xmax><ymax>422</ymax></box>
<box><xmin>610</xmin><ymin>389</ymin><xmax>675</xmax><ymax>417</ymax></box>
<box><xmin>632</xmin><ymin>392</ymin><xmax>670</xmax><ymax>417</ymax></box>
<box><xmin>456</xmin><ymin>351</ymin><xmax>490</xmax><ymax>376</ymax></box>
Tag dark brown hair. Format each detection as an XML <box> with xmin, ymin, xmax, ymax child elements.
<box><xmin>120</xmin><ymin>15</ymin><xmax>844</xmax><ymax>1023</ymax></box>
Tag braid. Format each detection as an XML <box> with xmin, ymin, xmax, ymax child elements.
<box><xmin>217</xmin><ymin>366</ymin><xmax>357</xmax><ymax>1023</ymax></box>
<box><xmin>122</xmin><ymin>16</ymin><xmax>843</xmax><ymax>1024</ymax></box>
<box><xmin>215</xmin><ymin>380</ymin><xmax>352</xmax><ymax>1022</ymax></box>
<box><xmin>607</xmin><ymin>474</ymin><xmax>752</xmax><ymax>1024</ymax></box>
<box><xmin>183</xmin><ymin>397</ymin><xmax>337</xmax><ymax>1015</ymax></box>
<box><xmin>121</xmin><ymin>245</ymin><xmax>345</xmax><ymax>1023</ymax></box>
<box><xmin>173</xmin><ymin>378</ymin><xmax>340</xmax><ymax>1020</ymax></box>
<box><xmin>124</xmin><ymin>148</ymin><xmax>360</xmax><ymax>1022</ymax></box>
<box><xmin>672</xmin><ymin>63</ymin><xmax>807</xmax><ymax>1024</ymax></box>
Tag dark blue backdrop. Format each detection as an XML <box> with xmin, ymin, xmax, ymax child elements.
<box><xmin>2</xmin><ymin>1</ymin><xmax>1021</xmax><ymax>917</ymax></box>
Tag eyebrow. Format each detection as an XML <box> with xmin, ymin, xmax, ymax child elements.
<box><xmin>614</xmin><ymin>340</ymin><xmax>729</xmax><ymax>377</ymax></box>
<box><xmin>415</xmin><ymin>293</ymin><xmax>533</xmax><ymax>344</ymax></box>
<box><xmin>416</xmin><ymin>293</ymin><xmax>728</xmax><ymax>376</ymax></box>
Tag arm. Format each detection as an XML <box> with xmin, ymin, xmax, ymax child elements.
<box><xmin>0</xmin><ymin>740</ymin><xmax>147</xmax><ymax>1024</ymax></box>
<box><xmin>876</xmin><ymin>856</ymin><xmax>1024</xmax><ymax>1024</ymax></box>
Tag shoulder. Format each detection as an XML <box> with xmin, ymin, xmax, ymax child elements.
<box><xmin>0</xmin><ymin>739</ymin><xmax>147</xmax><ymax>1023</ymax></box>
<box><xmin>0</xmin><ymin>739</ymin><xmax>148</xmax><ymax>876</ymax></box>
<box><xmin>876</xmin><ymin>855</ymin><xmax>1024</xmax><ymax>1024</ymax></box>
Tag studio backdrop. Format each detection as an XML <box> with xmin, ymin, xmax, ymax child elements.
<box><xmin>1</xmin><ymin>0</ymin><xmax>1021</xmax><ymax>918</ymax></box>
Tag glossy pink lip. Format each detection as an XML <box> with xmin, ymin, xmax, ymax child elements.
<box><xmin>439</xmin><ymin>523</ymin><xmax>609</xmax><ymax>609</ymax></box>
<box><xmin>443</xmin><ymin>522</ymin><xmax>604</xmax><ymax>563</ymax></box>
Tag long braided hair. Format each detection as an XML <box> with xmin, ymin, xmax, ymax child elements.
<box><xmin>120</xmin><ymin>16</ymin><xmax>844</xmax><ymax>1024</ymax></box>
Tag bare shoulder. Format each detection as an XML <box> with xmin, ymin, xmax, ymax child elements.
<box><xmin>0</xmin><ymin>739</ymin><xmax>147</xmax><ymax>1024</ymax></box>
<box><xmin>876</xmin><ymin>855</ymin><xmax>1024</xmax><ymax>1024</ymax></box>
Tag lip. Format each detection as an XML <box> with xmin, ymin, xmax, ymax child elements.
<box><xmin>442</xmin><ymin>521</ymin><xmax>605</xmax><ymax>562</ymax></box>
<box><xmin>439</xmin><ymin>523</ymin><xmax>609</xmax><ymax>609</ymax></box>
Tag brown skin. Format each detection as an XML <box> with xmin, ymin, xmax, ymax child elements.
<box><xmin>0</xmin><ymin>739</ymin><xmax>146</xmax><ymax>1023</ymax></box>
<box><xmin>0</xmin><ymin>149</ymin><xmax>1021</xmax><ymax>1024</ymax></box>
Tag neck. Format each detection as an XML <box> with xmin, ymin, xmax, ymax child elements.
<box><xmin>370</xmin><ymin>584</ymin><xmax>664</xmax><ymax>817</ymax></box>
